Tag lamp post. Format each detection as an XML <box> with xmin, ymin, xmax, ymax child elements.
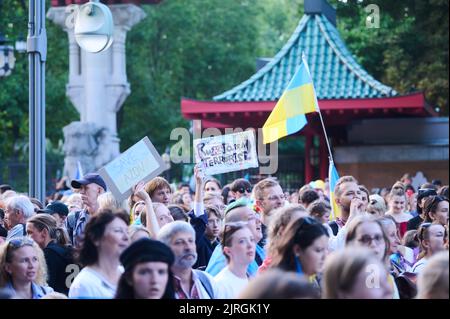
<box><xmin>28</xmin><ymin>0</ymin><xmax>47</xmax><ymax>203</ymax></box>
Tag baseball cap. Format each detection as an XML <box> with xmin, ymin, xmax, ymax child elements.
<box><xmin>36</xmin><ymin>208</ymin><xmax>55</xmax><ymax>215</ymax></box>
<box><xmin>46</xmin><ymin>201</ymin><xmax>69</xmax><ymax>217</ymax></box>
<box><xmin>71</xmin><ymin>173</ymin><xmax>107</xmax><ymax>191</ymax></box>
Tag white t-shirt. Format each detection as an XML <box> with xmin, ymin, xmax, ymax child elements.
<box><xmin>214</xmin><ymin>267</ymin><xmax>249</xmax><ymax>299</ymax></box>
<box><xmin>69</xmin><ymin>266</ymin><xmax>120</xmax><ymax>299</ymax></box>
<box><xmin>412</xmin><ymin>258</ymin><xmax>428</xmax><ymax>274</ymax></box>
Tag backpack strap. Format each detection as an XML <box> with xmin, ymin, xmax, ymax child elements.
<box><xmin>194</xmin><ymin>270</ymin><xmax>214</xmax><ymax>299</ymax></box>
<box><xmin>21</xmin><ymin>223</ymin><xmax>27</xmax><ymax>236</ymax></box>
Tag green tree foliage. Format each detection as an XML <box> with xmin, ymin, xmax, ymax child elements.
<box><xmin>0</xmin><ymin>0</ymin><xmax>77</xmax><ymax>163</ymax></box>
<box><xmin>332</xmin><ymin>0</ymin><xmax>449</xmax><ymax>114</ymax></box>
<box><xmin>120</xmin><ymin>0</ymin><xmax>301</xmax><ymax>153</ymax></box>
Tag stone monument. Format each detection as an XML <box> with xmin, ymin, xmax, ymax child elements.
<box><xmin>47</xmin><ymin>3</ymin><xmax>147</xmax><ymax>178</ymax></box>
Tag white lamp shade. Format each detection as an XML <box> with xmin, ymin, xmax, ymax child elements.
<box><xmin>74</xmin><ymin>1</ymin><xmax>114</xmax><ymax>53</ymax></box>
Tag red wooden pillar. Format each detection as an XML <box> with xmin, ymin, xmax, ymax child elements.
<box><xmin>304</xmin><ymin>134</ymin><xmax>313</xmax><ymax>184</ymax></box>
<box><xmin>319</xmin><ymin>135</ymin><xmax>328</xmax><ymax>180</ymax></box>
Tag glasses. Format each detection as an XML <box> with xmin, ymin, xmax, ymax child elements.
<box><xmin>267</xmin><ymin>194</ymin><xmax>286</xmax><ymax>201</ymax></box>
<box><xmin>357</xmin><ymin>234</ymin><xmax>384</xmax><ymax>245</ymax></box>
<box><xmin>8</xmin><ymin>237</ymin><xmax>35</xmax><ymax>249</ymax></box>
<box><xmin>237</xmin><ymin>187</ymin><xmax>252</xmax><ymax>194</ymax></box>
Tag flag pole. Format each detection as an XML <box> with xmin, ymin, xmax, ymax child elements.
<box><xmin>302</xmin><ymin>52</ymin><xmax>334</xmax><ymax>163</ymax></box>
<box><xmin>317</xmin><ymin>109</ymin><xmax>334</xmax><ymax>163</ymax></box>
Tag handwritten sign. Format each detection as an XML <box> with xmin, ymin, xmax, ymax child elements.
<box><xmin>99</xmin><ymin>137</ymin><xmax>167</xmax><ymax>201</ymax></box>
<box><xmin>194</xmin><ymin>131</ymin><xmax>259</xmax><ymax>176</ymax></box>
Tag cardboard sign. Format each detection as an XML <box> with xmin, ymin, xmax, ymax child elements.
<box><xmin>194</xmin><ymin>130</ymin><xmax>259</xmax><ymax>176</ymax></box>
<box><xmin>99</xmin><ymin>137</ymin><xmax>167</xmax><ymax>201</ymax></box>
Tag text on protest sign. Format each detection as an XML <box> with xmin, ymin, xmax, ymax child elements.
<box><xmin>99</xmin><ymin>137</ymin><xmax>166</xmax><ymax>201</ymax></box>
<box><xmin>194</xmin><ymin>130</ymin><xmax>259</xmax><ymax>176</ymax></box>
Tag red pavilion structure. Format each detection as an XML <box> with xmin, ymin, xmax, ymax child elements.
<box><xmin>181</xmin><ymin>0</ymin><xmax>447</xmax><ymax>189</ymax></box>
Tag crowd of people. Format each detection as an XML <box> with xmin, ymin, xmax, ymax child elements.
<box><xmin>0</xmin><ymin>169</ymin><xmax>448</xmax><ymax>299</ymax></box>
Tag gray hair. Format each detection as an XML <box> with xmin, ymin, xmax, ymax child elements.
<box><xmin>6</xmin><ymin>195</ymin><xmax>35</xmax><ymax>219</ymax></box>
<box><xmin>157</xmin><ymin>220</ymin><xmax>195</xmax><ymax>246</ymax></box>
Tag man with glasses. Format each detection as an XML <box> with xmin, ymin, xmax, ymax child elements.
<box><xmin>4</xmin><ymin>195</ymin><xmax>35</xmax><ymax>240</ymax></box>
<box><xmin>254</xmin><ymin>178</ymin><xmax>286</xmax><ymax>246</ymax></box>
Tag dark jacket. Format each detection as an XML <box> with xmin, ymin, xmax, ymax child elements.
<box><xmin>189</xmin><ymin>211</ymin><xmax>218</xmax><ymax>270</ymax></box>
<box><xmin>44</xmin><ymin>242</ymin><xmax>75</xmax><ymax>295</ymax></box>
<box><xmin>407</xmin><ymin>215</ymin><xmax>423</xmax><ymax>231</ymax></box>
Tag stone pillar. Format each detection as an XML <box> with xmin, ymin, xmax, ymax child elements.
<box><xmin>47</xmin><ymin>4</ymin><xmax>146</xmax><ymax>176</ymax></box>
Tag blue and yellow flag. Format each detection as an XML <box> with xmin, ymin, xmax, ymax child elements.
<box><xmin>328</xmin><ymin>160</ymin><xmax>341</xmax><ymax>221</ymax></box>
<box><xmin>263</xmin><ymin>56</ymin><xmax>319</xmax><ymax>144</ymax></box>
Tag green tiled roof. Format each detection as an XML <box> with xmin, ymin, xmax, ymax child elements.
<box><xmin>213</xmin><ymin>14</ymin><xmax>397</xmax><ymax>102</ymax></box>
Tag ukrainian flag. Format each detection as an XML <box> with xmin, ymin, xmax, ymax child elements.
<box><xmin>263</xmin><ymin>56</ymin><xmax>319</xmax><ymax>144</ymax></box>
<box><xmin>328</xmin><ymin>160</ymin><xmax>341</xmax><ymax>221</ymax></box>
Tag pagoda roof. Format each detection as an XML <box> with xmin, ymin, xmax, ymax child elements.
<box><xmin>213</xmin><ymin>13</ymin><xmax>397</xmax><ymax>102</ymax></box>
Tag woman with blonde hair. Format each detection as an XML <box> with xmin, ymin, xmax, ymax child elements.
<box><xmin>128</xmin><ymin>225</ymin><xmax>150</xmax><ymax>242</ymax></box>
<box><xmin>386</xmin><ymin>188</ymin><xmax>413</xmax><ymax>239</ymax></box>
<box><xmin>130</xmin><ymin>200</ymin><xmax>146</xmax><ymax>225</ymax></box>
<box><xmin>26</xmin><ymin>214</ymin><xmax>74</xmax><ymax>295</ymax></box>
<box><xmin>64</xmin><ymin>193</ymin><xmax>83</xmax><ymax>214</ymax></box>
<box><xmin>97</xmin><ymin>192</ymin><xmax>125</xmax><ymax>211</ymax></box>
<box><xmin>367</xmin><ymin>194</ymin><xmax>387</xmax><ymax>217</ymax></box>
<box><xmin>0</xmin><ymin>237</ymin><xmax>53</xmax><ymax>298</ymax></box>
<box><xmin>412</xmin><ymin>222</ymin><xmax>446</xmax><ymax>274</ymax></box>
<box><xmin>323</xmin><ymin>247</ymin><xmax>393</xmax><ymax>299</ymax></box>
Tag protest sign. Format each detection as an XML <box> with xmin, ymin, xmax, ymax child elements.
<box><xmin>99</xmin><ymin>137</ymin><xmax>167</xmax><ymax>201</ymax></box>
<box><xmin>193</xmin><ymin>130</ymin><xmax>259</xmax><ymax>176</ymax></box>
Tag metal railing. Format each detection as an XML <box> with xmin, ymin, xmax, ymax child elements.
<box><xmin>0</xmin><ymin>161</ymin><xmax>62</xmax><ymax>196</ymax></box>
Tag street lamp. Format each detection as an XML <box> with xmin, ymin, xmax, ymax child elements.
<box><xmin>0</xmin><ymin>33</ymin><xmax>16</xmax><ymax>77</ymax></box>
<box><xmin>74</xmin><ymin>0</ymin><xmax>114</xmax><ymax>53</ymax></box>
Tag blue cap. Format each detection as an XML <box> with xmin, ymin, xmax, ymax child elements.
<box><xmin>46</xmin><ymin>201</ymin><xmax>69</xmax><ymax>217</ymax></box>
<box><xmin>71</xmin><ymin>173</ymin><xmax>107</xmax><ymax>191</ymax></box>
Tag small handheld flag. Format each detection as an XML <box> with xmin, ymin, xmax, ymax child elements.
<box><xmin>328</xmin><ymin>160</ymin><xmax>341</xmax><ymax>221</ymax></box>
